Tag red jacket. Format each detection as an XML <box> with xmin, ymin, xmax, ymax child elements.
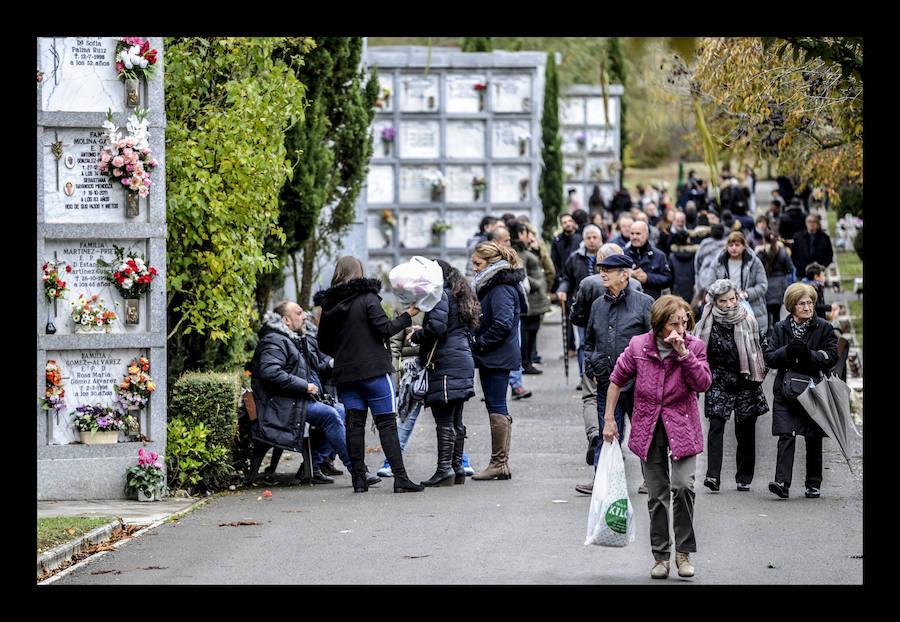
<box><xmin>609</xmin><ymin>331</ymin><xmax>712</xmax><ymax>461</ymax></box>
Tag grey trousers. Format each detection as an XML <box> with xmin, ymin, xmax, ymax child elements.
<box><xmin>582</xmin><ymin>372</ymin><xmax>598</xmax><ymax>441</ymax></box>
<box><xmin>644</xmin><ymin>420</ymin><xmax>697</xmax><ymax>561</ymax></box>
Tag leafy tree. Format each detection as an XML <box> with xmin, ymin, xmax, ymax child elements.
<box><xmin>539</xmin><ymin>52</ymin><xmax>563</xmax><ymax>240</ymax></box>
<box><xmin>462</xmin><ymin>37</ymin><xmax>492</xmax><ymax>52</ymax></box>
<box><xmin>606</xmin><ymin>37</ymin><xmax>628</xmax><ymax>176</ymax></box>
<box><xmin>164</xmin><ymin>37</ymin><xmax>310</xmax><ymax>383</ymax></box>
<box><xmin>260</xmin><ymin>37</ymin><xmax>377</xmax><ymax>310</ymax></box>
<box><xmin>672</xmin><ymin>37</ymin><xmax>862</xmax><ymax>200</ymax></box>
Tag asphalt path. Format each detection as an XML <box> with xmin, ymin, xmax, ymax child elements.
<box><xmin>51</xmin><ymin>319</ymin><xmax>863</xmax><ymax>586</ymax></box>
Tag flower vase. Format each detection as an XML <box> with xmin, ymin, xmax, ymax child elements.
<box><xmin>474</xmin><ymin>189</ymin><xmax>481</xmax><ymax>201</ymax></box>
<box><xmin>519</xmin><ymin>141</ymin><xmax>527</xmax><ymax>156</ymax></box>
<box><xmin>478</xmin><ymin>92</ymin><xmax>485</xmax><ymax>111</ymax></box>
<box><xmin>80</xmin><ymin>430</ymin><xmax>119</xmax><ymax>445</ymax></box>
<box><xmin>125</xmin><ymin>191</ymin><xmax>140</xmax><ymax>218</ymax></box>
<box><xmin>125</xmin><ymin>298</ymin><xmax>140</xmax><ymax>325</ymax></box>
<box><xmin>138</xmin><ymin>489</ymin><xmax>160</xmax><ymax>502</ymax></box>
<box><xmin>125</xmin><ymin>78</ymin><xmax>140</xmax><ymax>108</ymax></box>
<box><xmin>383</xmin><ymin>140</ymin><xmax>391</xmax><ymax>156</ymax></box>
<box><xmin>127</xmin><ymin>409</ymin><xmax>141</xmax><ymax>436</ymax></box>
<box><xmin>46</xmin><ymin>305</ymin><xmax>57</xmax><ymax>335</ymax></box>
<box><xmin>428</xmin><ymin>96</ymin><xmax>435</xmax><ymax>109</ymax></box>
<box><xmin>520</xmin><ymin>182</ymin><xmax>529</xmax><ymax>202</ymax></box>
<box><xmin>431</xmin><ymin>188</ymin><xmax>442</xmax><ymax>202</ymax></box>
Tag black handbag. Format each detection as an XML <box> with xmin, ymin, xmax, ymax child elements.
<box><xmin>410</xmin><ymin>340</ymin><xmax>438</xmax><ymax>401</ymax></box>
<box><xmin>783</xmin><ymin>370</ymin><xmax>814</xmax><ymax>400</ymax></box>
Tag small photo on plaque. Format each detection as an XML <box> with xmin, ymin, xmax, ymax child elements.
<box><xmin>64</xmin><ymin>181</ymin><xmax>75</xmax><ymax>196</ymax></box>
<box><xmin>64</xmin><ymin>154</ymin><xmax>76</xmax><ymax>169</ymax></box>
<box><xmin>124</xmin><ymin>298</ymin><xmax>140</xmax><ymax>325</ymax></box>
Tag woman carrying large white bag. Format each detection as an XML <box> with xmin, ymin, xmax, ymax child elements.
<box><xmin>389</xmin><ymin>256</ymin><xmax>445</xmax><ymax>312</ymax></box>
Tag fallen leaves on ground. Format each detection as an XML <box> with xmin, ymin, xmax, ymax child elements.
<box><xmin>218</xmin><ymin>521</ymin><xmax>260</xmax><ymax>527</ymax></box>
<box><xmin>36</xmin><ymin>524</ymin><xmax>143</xmax><ymax>583</ymax></box>
<box><xmin>403</xmin><ymin>554</ymin><xmax>430</xmax><ymax>559</ymax></box>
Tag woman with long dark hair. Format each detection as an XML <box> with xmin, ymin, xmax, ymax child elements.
<box><xmin>469</xmin><ymin>241</ymin><xmax>528</xmax><ymax>481</ymax></box>
<box><xmin>407</xmin><ymin>259</ymin><xmax>481</xmax><ymax>486</ymax></box>
<box><xmin>756</xmin><ymin>230</ymin><xmax>793</xmax><ymax>337</ymax></box>
<box><xmin>314</xmin><ymin>256</ymin><xmax>424</xmax><ymax>493</ymax></box>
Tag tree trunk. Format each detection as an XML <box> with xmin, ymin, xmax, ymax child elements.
<box><xmin>300</xmin><ymin>237</ymin><xmax>316</xmax><ymax>309</ymax></box>
<box><xmin>291</xmin><ymin>252</ymin><xmax>301</xmax><ymax>305</ymax></box>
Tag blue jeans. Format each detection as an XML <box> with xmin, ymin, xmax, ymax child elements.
<box><xmin>593</xmin><ymin>384</ymin><xmax>634</xmax><ymax>468</ymax></box>
<box><xmin>508</xmin><ymin>367</ymin><xmax>523</xmax><ymax>389</ymax></box>
<box><xmin>305</xmin><ymin>400</ymin><xmax>352</xmax><ymax>471</ymax></box>
<box><xmin>398</xmin><ymin>401</ymin><xmax>422</xmax><ymax>451</ymax></box>
<box><xmin>312</xmin><ymin>401</ymin><xmax>345</xmax><ymax>466</ymax></box>
<box><xmin>576</xmin><ymin>326</ymin><xmax>586</xmax><ymax>377</ymax></box>
<box><xmin>480</xmin><ymin>368</ymin><xmax>511</xmax><ymax>416</ymax></box>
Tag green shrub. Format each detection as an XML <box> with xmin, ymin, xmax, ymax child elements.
<box><xmin>166</xmin><ymin>418</ymin><xmax>229</xmax><ymax>492</ymax></box>
<box><xmin>837</xmin><ymin>183</ymin><xmax>862</xmax><ymax>219</ymax></box>
<box><xmin>853</xmin><ymin>225</ymin><xmax>862</xmax><ymax>261</ymax></box>
<box><xmin>168</xmin><ymin>371</ymin><xmax>243</xmax><ymax>491</ymax></box>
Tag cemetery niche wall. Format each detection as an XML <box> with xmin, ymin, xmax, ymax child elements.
<box><xmin>360</xmin><ymin>47</ymin><xmax>547</xmax><ymax>280</ymax></box>
<box><xmin>37</xmin><ymin>37</ymin><xmax>166</xmax><ymax>500</ymax></box>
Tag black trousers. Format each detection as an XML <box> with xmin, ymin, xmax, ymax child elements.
<box><xmin>775</xmin><ymin>433</ymin><xmax>823</xmax><ymax>489</ymax></box>
<box><xmin>520</xmin><ymin>315</ymin><xmax>541</xmax><ymax>369</ymax></box>
<box><xmin>705</xmin><ymin>415</ymin><xmax>756</xmax><ymax>484</ymax></box>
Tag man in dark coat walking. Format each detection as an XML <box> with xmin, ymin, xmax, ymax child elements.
<box><xmin>624</xmin><ymin>220</ymin><xmax>673</xmax><ymax>300</ymax></box>
<box><xmin>791</xmin><ymin>213</ymin><xmax>834</xmax><ymax>274</ymax></box>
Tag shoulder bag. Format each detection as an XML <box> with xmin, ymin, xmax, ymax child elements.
<box><xmin>783</xmin><ymin>370</ymin><xmax>814</xmax><ymax>400</ymax></box>
<box><xmin>410</xmin><ymin>340</ymin><xmax>438</xmax><ymax>401</ymax></box>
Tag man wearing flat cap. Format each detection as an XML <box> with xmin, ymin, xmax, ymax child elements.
<box><xmin>576</xmin><ymin>251</ymin><xmax>654</xmax><ymax>495</ymax></box>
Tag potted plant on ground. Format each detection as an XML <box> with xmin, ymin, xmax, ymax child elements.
<box><xmin>124</xmin><ymin>447</ymin><xmax>167</xmax><ymax>501</ymax></box>
<box><xmin>71</xmin><ymin>405</ymin><xmax>134</xmax><ymax>445</ymax></box>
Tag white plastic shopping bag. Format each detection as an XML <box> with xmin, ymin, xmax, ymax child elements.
<box><xmin>389</xmin><ymin>256</ymin><xmax>444</xmax><ymax>311</ymax></box>
<box><xmin>585</xmin><ymin>440</ymin><xmax>635</xmax><ymax>547</ymax></box>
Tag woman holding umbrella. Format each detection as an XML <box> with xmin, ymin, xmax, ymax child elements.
<box><xmin>764</xmin><ymin>282</ymin><xmax>838</xmax><ymax>499</ymax></box>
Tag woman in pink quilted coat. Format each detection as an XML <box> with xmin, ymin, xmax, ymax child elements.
<box><xmin>602</xmin><ymin>295</ymin><xmax>711</xmax><ymax>580</ymax></box>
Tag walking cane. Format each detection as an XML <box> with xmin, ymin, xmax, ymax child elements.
<box><xmin>561</xmin><ymin>298</ymin><xmax>569</xmax><ymax>384</ymax></box>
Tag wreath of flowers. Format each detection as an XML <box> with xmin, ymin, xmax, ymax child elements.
<box><xmin>42</xmin><ymin>259</ymin><xmax>71</xmax><ymax>302</ymax></box>
<box><xmin>41</xmin><ymin>360</ymin><xmax>67</xmax><ymax>412</ymax></box>
<box><xmin>114</xmin><ymin>356</ymin><xmax>156</xmax><ymax>411</ymax></box>
<box><xmin>114</xmin><ymin>37</ymin><xmax>158</xmax><ymax>81</ymax></box>
<box><xmin>98</xmin><ymin>108</ymin><xmax>159</xmax><ymax>198</ymax></box>
<box><xmin>70</xmin><ymin>294</ymin><xmax>118</xmax><ymax>327</ymax></box>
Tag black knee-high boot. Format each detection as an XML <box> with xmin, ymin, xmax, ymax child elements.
<box><xmin>345</xmin><ymin>409</ymin><xmax>369</xmax><ymax>492</ymax></box>
<box><xmin>245</xmin><ymin>442</ymin><xmax>271</xmax><ymax>485</ymax></box>
<box><xmin>374</xmin><ymin>415</ymin><xmax>424</xmax><ymax>493</ymax></box>
<box><xmin>421</xmin><ymin>424</ymin><xmax>456</xmax><ymax>487</ymax></box>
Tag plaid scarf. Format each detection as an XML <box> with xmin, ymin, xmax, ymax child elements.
<box><xmin>694</xmin><ymin>300</ymin><xmax>767</xmax><ymax>382</ymax></box>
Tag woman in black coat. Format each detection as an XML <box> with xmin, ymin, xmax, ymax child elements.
<box><xmin>693</xmin><ymin>279</ymin><xmax>769</xmax><ymax>493</ymax></box>
<box><xmin>313</xmin><ymin>256</ymin><xmax>424</xmax><ymax>494</ymax></box>
<box><xmin>408</xmin><ymin>259</ymin><xmax>480</xmax><ymax>487</ymax></box>
<box><xmin>469</xmin><ymin>241</ymin><xmax>528</xmax><ymax>481</ymax></box>
<box><xmin>763</xmin><ymin>282</ymin><xmax>838</xmax><ymax>500</ymax></box>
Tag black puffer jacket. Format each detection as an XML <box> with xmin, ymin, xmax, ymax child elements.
<box><xmin>313</xmin><ymin>277</ymin><xmax>412</xmax><ymax>385</ymax></box>
<box><xmin>248</xmin><ymin>313</ymin><xmax>314</xmax><ymax>452</ymax></box>
<box><xmin>667</xmin><ymin>229</ymin><xmax>699</xmax><ymax>303</ymax></box>
<box><xmin>703</xmin><ymin>321</ymin><xmax>769</xmax><ymax>423</ymax></box>
<box><xmin>412</xmin><ymin>288</ymin><xmax>476</xmax><ymax>406</ymax></box>
<box><xmin>764</xmin><ymin>315</ymin><xmax>838</xmax><ymax>437</ymax></box>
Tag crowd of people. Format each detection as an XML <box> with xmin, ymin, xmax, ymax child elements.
<box><xmin>242</xmin><ymin>169</ymin><xmax>849</xmax><ymax>580</ymax></box>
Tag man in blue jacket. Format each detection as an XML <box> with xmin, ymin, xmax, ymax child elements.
<box><xmin>624</xmin><ymin>220</ymin><xmax>673</xmax><ymax>300</ymax></box>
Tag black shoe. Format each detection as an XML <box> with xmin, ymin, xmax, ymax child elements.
<box><xmin>805</xmin><ymin>486</ymin><xmax>821</xmax><ymax>498</ymax></box>
<box><xmin>510</xmin><ymin>386</ymin><xmax>532</xmax><ymax>400</ymax></box>
<box><xmin>532</xmin><ymin>356</ymin><xmax>543</xmax><ymax>364</ymax></box>
<box><xmin>319</xmin><ymin>460</ymin><xmax>344</xmax><ymax>476</ymax></box>
<box><xmin>703</xmin><ymin>476</ymin><xmax>720</xmax><ymax>492</ymax></box>
<box><xmin>575</xmin><ymin>482</ymin><xmax>593</xmax><ymax>495</ymax></box>
<box><xmin>365</xmin><ymin>472</ymin><xmax>382</xmax><ymax>487</ymax></box>
<box><xmin>394</xmin><ymin>476</ymin><xmax>425</xmax><ymax>493</ymax></box>
<box><xmin>586</xmin><ymin>435</ymin><xmax>600</xmax><ymax>466</ymax></box>
<box><xmin>311</xmin><ymin>468</ymin><xmax>335</xmax><ymax>485</ymax></box>
<box><xmin>522</xmin><ymin>366</ymin><xmax>543</xmax><ymax>375</ymax></box>
<box><xmin>768</xmin><ymin>481</ymin><xmax>789</xmax><ymax>499</ymax></box>
<box><xmin>576</xmin><ymin>380</ymin><xmax>583</xmax><ymax>391</ymax></box>
<box><xmin>736</xmin><ymin>482</ymin><xmax>751</xmax><ymax>492</ymax></box>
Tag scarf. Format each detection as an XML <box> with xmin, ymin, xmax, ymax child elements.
<box><xmin>693</xmin><ymin>299</ymin><xmax>766</xmax><ymax>382</ymax></box>
<box><xmin>472</xmin><ymin>259</ymin><xmax>509</xmax><ymax>293</ymax></box>
<box><xmin>790</xmin><ymin>316</ymin><xmax>812</xmax><ymax>340</ymax></box>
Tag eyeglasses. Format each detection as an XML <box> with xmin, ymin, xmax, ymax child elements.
<box><xmin>795</xmin><ymin>301</ymin><xmax>815</xmax><ymax>308</ymax></box>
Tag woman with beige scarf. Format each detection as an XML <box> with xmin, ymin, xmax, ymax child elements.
<box><xmin>693</xmin><ymin>278</ymin><xmax>769</xmax><ymax>493</ymax></box>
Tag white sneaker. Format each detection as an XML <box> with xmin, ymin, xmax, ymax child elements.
<box><xmin>376</xmin><ymin>464</ymin><xmax>393</xmax><ymax>478</ymax></box>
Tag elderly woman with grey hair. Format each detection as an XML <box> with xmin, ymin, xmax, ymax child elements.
<box><xmin>693</xmin><ymin>278</ymin><xmax>769</xmax><ymax>493</ymax></box>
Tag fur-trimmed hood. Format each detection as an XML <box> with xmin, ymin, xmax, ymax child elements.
<box><xmin>313</xmin><ymin>277</ymin><xmax>382</xmax><ymax>312</ymax></box>
<box><xmin>258</xmin><ymin>311</ymin><xmax>303</xmax><ymax>347</ymax></box>
<box><xmin>473</xmin><ymin>264</ymin><xmax>526</xmax><ymax>297</ymax></box>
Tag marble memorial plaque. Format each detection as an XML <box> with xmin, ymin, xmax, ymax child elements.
<box><xmin>399</xmin><ymin>210</ymin><xmax>441</xmax><ymax>248</ymax></box>
<box><xmin>43</xmin><ymin>128</ymin><xmax>130</xmax><ymax>223</ymax></box>
<box><xmin>559</xmin><ymin>97</ymin><xmax>585</xmax><ymax>125</ymax></box>
<box><xmin>399</xmin><ymin>74</ymin><xmax>440</xmax><ymax>112</ymax></box>
<box><xmin>366</xmin><ymin>165</ymin><xmax>394</xmax><ymax>204</ymax></box>
<box><xmin>562</xmin><ymin>130</ymin><xmax>588</xmax><ymax>155</ymax></box>
<box><xmin>492</xmin><ymin>73</ymin><xmax>532</xmax><ymax>112</ymax></box>
<box><xmin>446</xmin><ymin>121</ymin><xmax>485</xmax><ymax>159</ymax></box>
<box><xmin>43</xmin><ymin>239</ymin><xmax>150</xmax><ymax>334</ymax></box>
<box><xmin>588</xmin><ymin>129</ymin><xmax>616</xmax><ymax>153</ymax></box>
<box><xmin>399</xmin><ymin>121</ymin><xmax>440</xmax><ymax>159</ymax></box>
<box><xmin>446</xmin><ymin>73</ymin><xmax>486</xmax><ymax>114</ymax></box>
<box><xmin>588</xmin><ymin>157</ymin><xmax>615</xmax><ymax>182</ymax></box>
<box><xmin>367</xmin><ymin>210</ymin><xmax>396</xmax><ymax>250</ymax></box>
<box><xmin>399</xmin><ymin>166</ymin><xmax>441</xmax><ymax>203</ymax></box>
<box><xmin>446</xmin><ymin>165</ymin><xmax>486</xmax><ymax>204</ymax></box>
<box><xmin>491</xmin><ymin>165</ymin><xmax>530</xmax><ymax>203</ymax></box>
<box><xmin>39</xmin><ymin>37</ymin><xmax>125</xmax><ymax>113</ymax></box>
<box><xmin>564</xmin><ymin>157</ymin><xmax>585</xmax><ymax>182</ymax></box>
<box><xmin>492</xmin><ymin>121</ymin><xmax>532</xmax><ymax>159</ymax></box>
<box><xmin>587</xmin><ymin>97</ymin><xmax>617</xmax><ymax>127</ymax></box>
<box><xmin>46</xmin><ymin>348</ymin><xmax>145</xmax><ymax>444</ymax></box>
<box><xmin>444</xmin><ymin>210</ymin><xmax>485</xmax><ymax>249</ymax></box>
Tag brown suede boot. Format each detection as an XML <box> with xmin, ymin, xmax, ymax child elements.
<box><xmin>472</xmin><ymin>413</ymin><xmax>512</xmax><ymax>480</ymax></box>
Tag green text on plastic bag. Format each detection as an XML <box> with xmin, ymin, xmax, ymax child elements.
<box><xmin>605</xmin><ymin>498</ymin><xmax>628</xmax><ymax>534</ymax></box>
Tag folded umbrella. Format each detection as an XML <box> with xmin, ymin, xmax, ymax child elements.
<box><xmin>561</xmin><ymin>299</ymin><xmax>569</xmax><ymax>384</ymax></box>
<box><xmin>796</xmin><ymin>374</ymin><xmax>861</xmax><ymax>474</ymax></box>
